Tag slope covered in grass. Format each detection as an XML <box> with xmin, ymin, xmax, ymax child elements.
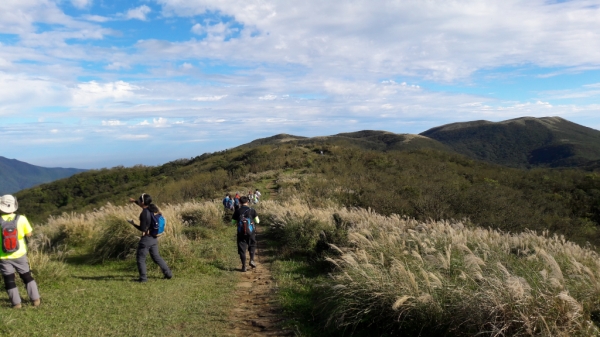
<box><xmin>0</xmin><ymin>201</ymin><xmax>240</xmax><ymax>336</ymax></box>
<box><xmin>259</xmin><ymin>199</ymin><xmax>600</xmax><ymax>336</ymax></box>
<box><xmin>421</xmin><ymin>117</ymin><xmax>600</xmax><ymax>168</ymax></box>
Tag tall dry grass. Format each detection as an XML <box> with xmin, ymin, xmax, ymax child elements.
<box><xmin>31</xmin><ymin>201</ymin><xmax>228</xmax><ymax>268</ymax></box>
<box><xmin>259</xmin><ymin>199</ymin><xmax>600</xmax><ymax>336</ymax></box>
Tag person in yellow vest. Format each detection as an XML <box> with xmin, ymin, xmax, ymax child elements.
<box><xmin>0</xmin><ymin>195</ymin><xmax>41</xmax><ymax>308</ymax></box>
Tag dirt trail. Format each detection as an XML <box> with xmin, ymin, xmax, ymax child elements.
<box><xmin>266</xmin><ymin>179</ymin><xmax>279</xmax><ymax>200</ymax></box>
<box><xmin>227</xmin><ymin>231</ymin><xmax>293</xmax><ymax>336</ymax></box>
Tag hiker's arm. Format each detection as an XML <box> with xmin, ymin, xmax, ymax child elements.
<box><xmin>137</xmin><ymin>210</ymin><xmax>151</xmax><ymax>232</ymax></box>
<box><xmin>254</xmin><ymin>216</ymin><xmax>260</xmax><ymax>224</ymax></box>
<box><xmin>129</xmin><ymin>198</ymin><xmax>143</xmax><ymax>208</ymax></box>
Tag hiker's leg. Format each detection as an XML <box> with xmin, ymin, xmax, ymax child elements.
<box><xmin>19</xmin><ymin>272</ymin><xmax>40</xmax><ymax>301</ymax></box>
<box><xmin>2</xmin><ymin>274</ymin><xmax>20</xmax><ymax>306</ymax></box>
<box><xmin>0</xmin><ymin>260</ymin><xmax>20</xmax><ymax>306</ymax></box>
<box><xmin>148</xmin><ymin>238</ymin><xmax>172</xmax><ymax>278</ymax></box>
<box><xmin>136</xmin><ymin>237</ymin><xmax>151</xmax><ymax>281</ymax></box>
<box><xmin>237</xmin><ymin>236</ymin><xmax>248</xmax><ymax>267</ymax></box>
<box><xmin>249</xmin><ymin>234</ymin><xmax>257</xmax><ymax>263</ymax></box>
<box><xmin>12</xmin><ymin>257</ymin><xmax>40</xmax><ymax>302</ymax></box>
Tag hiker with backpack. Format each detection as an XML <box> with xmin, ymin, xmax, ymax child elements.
<box><xmin>231</xmin><ymin>196</ymin><xmax>260</xmax><ymax>272</ymax></box>
<box><xmin>223</xmin><ymin>194</ymin><xmax>234</xmax><ymax>211</ymax></box>
<box><xmin>127</xmin><ymin>193</ymin><xmax>172</xmax><ymax>282</ymax></box>
<box><xmin>233</xmin><ymin>193</ymin><xmax>240</xmax><ymax>211</ymax></box>
<box><xmin>0</xmin><ymin>195</ymin><xmax>41</xmax><ymax>309</ymax></box>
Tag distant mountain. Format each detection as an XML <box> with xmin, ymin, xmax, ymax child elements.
<box><xmin>420</xmin><ymin>116</ymin><xmax>600</xmax><ymax>168</ymax></box>
<box><xmin>0</xmin><ymin>156</ymin><xmax>86</xmax><ymax>194</ymax></box>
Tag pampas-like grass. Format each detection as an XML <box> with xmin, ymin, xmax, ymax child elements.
<box><xmin>258</xmin><ymin>198</ymin><xmax>600</xmax><ymax>336</ymax></box>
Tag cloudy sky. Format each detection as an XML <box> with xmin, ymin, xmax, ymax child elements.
<box><xmin>1</xmin><ymin>0</ymin><xmax>600</xmax><ymax>168</ymax></box>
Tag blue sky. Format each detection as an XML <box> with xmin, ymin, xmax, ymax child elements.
<box><xmin>1</xmin><ymin>0</ymin><xmax>600</xmax><ymax>169</ymax></box>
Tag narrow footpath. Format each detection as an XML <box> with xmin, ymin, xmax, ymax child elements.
<box><xmin>227</xmin><ymin>232</ymin><xmax>293</xmax><ymax>336</ymax></box>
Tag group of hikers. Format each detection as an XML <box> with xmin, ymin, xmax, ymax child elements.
<box><xmin>0</xmin><ymin>190</ymin><xmax>260</xmax><ymax>308</ymax></box>
<box><xmin>222</xmin><ymin>189</ymin><xmax>261</xmax><ymax>211</ymax></box>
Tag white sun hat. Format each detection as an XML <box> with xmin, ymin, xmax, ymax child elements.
<box><xmin>0</xmin><ymin>195</ymin><xmax>18</xmax><ymax>213</ymax></box>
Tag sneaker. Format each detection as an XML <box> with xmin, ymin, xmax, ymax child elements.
<box><xmin>164</xmin><ymin>274</ymin><xmax>172</xmax><ymax>280</ymax></box>
<box><xmin>249</xmin><ymin>260</ymin><xmax>257</xmax><ymax>268</ymax></box>
<box><xmin>133</xmin><ymin>278</ymin><xmax>147</xmax><ymax>283</ymax></box>
<box><xmin>241</xmin><ymin>266</ymin><xmax>247</xmax><ymax>272</ymax></box>
<box><xmin>32</xmin><ymin>299</ymin><xmax>41</xmax><ymax>307</ymax></box>
<box><xmin>12</xmin><ymin>303</ymin><xmax>21</xmax><ymax>309</ymax></box>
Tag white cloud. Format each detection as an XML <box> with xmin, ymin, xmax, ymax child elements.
<box><xmin>73</xmin><ymin>81</ymin><xmax>138</xmax><ymax>106</ymax></box>
<box><xmin>119</xmin><ymin>134</ymin><xmax>150</xmax><ymax>140</ymax></box>
<box><xmin>125</xmin><ymin>5</ymin><xmax>152</xmax><ymax>21</ymax></box>
<box><xmin>192</xmin><ymin>95</ymin><xmax>227</xmax><ymax>101</ymax></box>
<box><xmin>102</xmin><ymin>120</ymin><xmax>125</xmax><ymax>126</ymax></box>
<box><xmin>106</xmin><ymin>62</ymin><xmax>130</xmax><ymax>70</ymax></box>
<box><xmin>259</xmin><ymin>94</ymin><xmax>277</xmax><ymax>100</ymax></box>
<box><xmin>152</xmin><ymin>0</ymin><xmax>600</xmax><ymax>81</ymax></box>
<box><xmin>82</xmin><ymin>14</ymin><xmax>111</xmax><ymax>23</ymax></box>
<box><xmin>71</xmin><ymin>0</ymin><xmax>92</xmax><ymax>9</ymax></box>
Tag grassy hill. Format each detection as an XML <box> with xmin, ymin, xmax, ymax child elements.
<box><xmin>8</xmin><ymin>127</ymin><xmax>600</xmax><ymax>336</ymax></box>
<box><xmin>15</xmin><ymin>136</ymin><xmax>600</xmax><ymax>249</ymax></box>
<box><xmin>421</xmin><ymin>116</ymin><xmax>600</xmax><ymax>168</ymax></box>
<box><xmin>0</xmin><ymin>156</ymin><xmax>86</xmax><ymax>194</ymax></box>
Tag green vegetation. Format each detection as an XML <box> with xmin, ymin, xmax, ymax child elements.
<box><xmin>1</xmin><ymin>201</ymin><xmax>240</xmax><ymax>336</ymax></box>
<box><xmin>17</xmin><ymin>139</ymin><xmax>600</xmax><ymax>249</ymax></box>
<box><xmin>261</xmin><ymin>200</ymin><xmax>600</xmax><ymax>336</ymax></box>
<box><xmin>421</xmin><ymin>117</ymin><xmax>600</xmax><ymax>168</ymax></box>
<box><xmin>9</xmin><ymin>121</ymin><xmax>600</xmax><ymax>336</ymax></box>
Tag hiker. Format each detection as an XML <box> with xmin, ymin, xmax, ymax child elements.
<box><xmin>127</xmin><ymin>193</ymin><xmax>172</xmax><ymax>282</ymax></box>
<box><xmin>223</xmin><ymin>194</ymin><xmax>233</xmax><ymax>211</ymax></box>
<box><xmin>254</xmin><ymin>189</ymin><xmax>261</xmax><ymax>203</ymax></box>
<box><xmin>0</xmin><ymin>195</ymin><xmax>41</xmax><ymax>309</ymax></box>
<box><xmin>233</xmin><ymin>194</ymin><xmax>240</xmax><ymax>211</ymax></box>
<box><xmin>231</xmin><ymin>196</ymin><xmax>260</xmax><ymax>272</ymax></box>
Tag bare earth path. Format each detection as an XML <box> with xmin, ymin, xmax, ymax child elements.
<box><xmin>226</xmin><ymin>231</ymin><xmax>293</xmax><ymax>337</ymax></box>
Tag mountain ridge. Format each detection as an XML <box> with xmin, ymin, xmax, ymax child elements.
<box><xmin>0</xmin><ymin>156</ymin><xmax>86</xmax><ymax>194</ymax></box>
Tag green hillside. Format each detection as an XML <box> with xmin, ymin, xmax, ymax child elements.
<box><xmin>0</xmin><ymin>156</ymin><xmax>86</xmax><ymax>194</ymax></box>
<box><xmin>9</xmin><ymin>129</ymin><xmax>600</xmax><ymax>336</ymax></box>
<box><xmin>421</xmin><ymin>116</ymin><xmax>600</xmax><ymax>168</ymax></box>
<box><xmin>15</xmin><ymin>136</ymin><xmax>600</xmax><ymax>249</ymax></box>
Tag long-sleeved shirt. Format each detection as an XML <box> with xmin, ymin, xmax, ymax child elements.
<box><xmin>134</xmin><ymin>208</ymin><xmax>153</xmax><ymax>234</ymax></box>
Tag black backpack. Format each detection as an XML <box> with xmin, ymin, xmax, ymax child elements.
<box><xmin>1</xmin><ymin>215</ymin><xmax>20</xmax><ymax>253</ymax></box>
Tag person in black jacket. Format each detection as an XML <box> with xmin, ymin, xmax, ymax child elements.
<box><xmin>127</xmin><ymin>193</ymin><xmax>172</xmax><ymax>282</ymax></box>
<box><xmin>231</xmin><ymin>196</ymin><xmax>260</xmax><ymax>272</ymax></box>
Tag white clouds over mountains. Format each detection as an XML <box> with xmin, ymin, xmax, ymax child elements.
<box><xmin>0</xmin><ymin>0</ymin><xmax>600</xmax><ymax>167</ymax></box>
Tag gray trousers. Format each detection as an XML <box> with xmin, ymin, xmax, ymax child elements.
<box><xmin>0</xmin><ymin>256</ymin><xmax>40</xmax><ymax>306</ymax></box>
<box><xmin>136</xmin><ymin>236</ymin><xmax>172</xmax><ymax>281</ymax></box>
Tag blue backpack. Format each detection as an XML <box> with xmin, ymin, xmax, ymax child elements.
<box><xmin>234</xmin><ymin>198</ymin><xmax>240</xmax><ymax>207</ymax></box>
<box><xmin>150</xmin><ymin>213</ymin><xmax>166</xmax><ymax>237</ymax></box>
<box><xmin>237</xmin><ymin>208</ymin><xmax>255</xmax><ymax>235</ymax></box>
<box><xmin>226</xmin><ymin>199</ymin><xmax>233</xmax><ymax>209</ymax></box>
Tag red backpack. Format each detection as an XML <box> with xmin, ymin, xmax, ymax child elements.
<box><xmin>1</xmin><ymin>215</ymin><xmax>20</xmax><ymax>253</ymax></box>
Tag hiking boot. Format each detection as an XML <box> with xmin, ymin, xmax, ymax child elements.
<box><xmin>249</xmin><ymin>260</ymin><xmax>257</xmax><ymax>268</ymax></box>
<box><xmin>32</xmin><ymin>299</ymin><xmax>41</xmax><ymax>307</ymax></box>
<box><xmin>12</xmin><ymin>303</ymin><xmax>22</xmax><ymax>309</ymax></box>
<box><xmin>241</xmin><ymin>265</ymin><xmax>247</xmax><ymax>272</ymax></box>
<box><xmin>164</xmin><ymin>274</ymin><xmax>172</xmax><ymax>280</ymax></box>
<box><xmin>133</xmin><ymin>278</ymin><xmax>147</xmax><ymax>283</ymax></box>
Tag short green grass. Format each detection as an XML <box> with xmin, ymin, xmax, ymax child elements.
<box><xmin>0</xmin><ymin>227</ymin><xmax>241</xmax><ymax>337</ymax></box>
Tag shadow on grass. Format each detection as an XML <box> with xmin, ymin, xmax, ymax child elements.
<box><xmin>73</xmin><ymin>275</ymin><xmax>133</xmax><ymax>281</ymax></box>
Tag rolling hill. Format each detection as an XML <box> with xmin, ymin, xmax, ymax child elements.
<box><xmin>420</xmin><ymin>116</ymin><xmax>600</xmax><ymax>168</ymax></box>
<box><xmin>0</xmin><ymin>156</ymin><xmax>86</xmax><ymax>194</ymax></box>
